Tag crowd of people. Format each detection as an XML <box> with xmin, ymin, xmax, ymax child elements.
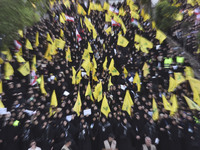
<box><xmin>0</xmin><ymin>0</ymin><xmax>200</xmax><ymax>150</ymax></box>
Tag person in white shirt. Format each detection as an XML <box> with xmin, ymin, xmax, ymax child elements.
<box><xmin>28</xmin><ymin>140</ymin><xmax>41</xmax><ymax>150</ymax></box>
<box><xmin>102</xmin><ymin>133</ymin><xmax>118</xmax><ymax>150</ymax></box>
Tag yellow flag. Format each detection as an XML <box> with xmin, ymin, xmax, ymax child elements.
<box><xmin>93</xmin><ymin>81</ymin><xmax>102</xmax><ymax>102</ymax></box>
<box><xmin>175</xmin><ymin>13</ymin><xmax>183</xmax><ymax>21</ymax></box>
<box><xmin>174</xmin><ymin>72</ymin><xmax>185</xmax><ymax>86</ymax></box>
<box><xmin>0</xmin><ymin>80</ymin><xmax>2</xmax><ymax>94</ymax></box>
<box><xmin>60</xmin><ymin>29</ymin><xmax>64</xmax><ymax>38</ymax></box>
<box><xmin>88</xmin><ymin>2</ymin><xmax>92</xmax><ymax>15</ymax></box>
<box><xmin>40</xmin><ymin>75</ymin><xmax>47</xmax><ymax>95</ymax></box>
<box><xmin>108</xmin><ymin>59</ymin><xmax>120</xmax><ymax>76</ymax></box>
<box><xmin>122</xmin><ymin>90</ymin><xmax>134</xmax><ymax>116</ymax></box>
<box><xmin>31</xmin><ymin>55</ymin><xmax>37</xmax><ymax>71</ymax></box>
<box><xmin>0</xmin><ymin>100</ymin><xmax>4</xmax><ymax>108</ymax></box>
<box><xmin>168</xmin><ymin>76</ymin><xmax>176</xmax><ymax>92</ymax></box>
<box><xmin>187</xmin><ymin>0</ymin><xmax>196</xmax><ymax>6</ymax></box>
<box><xmin>25</xmin><ymin>39</ymin><xmax>33</xmax><ymax>50</ymax></box>
<box><xmin>35</xmin><ymin>31</ymin><xmax>39</xmax><ymax>47</ymax></box>
<box><xmin>184</xmin><ymin>66</ymin><xmax>194</xmax><ymax>79</ymax></box>
<box><xmin>103</xmin><ymin>2</ymin><xmax>109</xmax><ymax>10</ymax></box>
<box><xmin>44</xmin><ymin>44</ymin><xmax>52</xmax><ymax>61</ymax></box>
<box><xmin>156</xmin><ymin>30</ymin><xmax>166</xmax><ymax>44</ymax></box>
<box><xmin>105</xmin><ymin>13</ymin><xmax>111</xmax><ymax>22</ymax></box>
<box><xmin>72</xmin><ymin>67</ymin><xmax>76</xmax><ymax>85</ymax></box>
<box><xmin>2</xmin><ymin>49</ymin><xmax>12</xmax><ymax>61</ymax></box>
<box><xmin>66</xmin><ymin>47</ymin><xmax>72</xmax><ymax>62</ymax></box>
<box><xmin>50</xmin><ymin>90</ymin><xmax>58</xmax><ymax>107</ymax></box>
<box><xmin>47</xmin><ymin>33</ymin><xmax>53</xmax><ymax>43</ymax></box>
<box><xmin>108</xmin><ymin>76</ymin><xmax>113</xmax><ymax>91</ymax></box>
<box><xmin>75</xmin><ymin>70</ymin><xmax>82</xmax><ymax>84</ymax></box>
<box><xmin>103</xmin><ymin>57</ymin><xmax>108</xmax><ymax>71</ymax></box>
<box><xmin>101</xmin><ymin>94</ymin><xmax>111</xmax><ymax>117</ymax></box>
<box><xmin>77</xmin><ymin>3</ymin><xmax>86</xmax><ymax>16</ymax></box>
<box><xmin>82</xmin><ymin>59</ymin><xmax>91</xmax><ymax>76</ymax></box>
<box><xmin>123</xmin><ymin>67</ymin><xmax>128</xmax><ymax>78</ymax></box>
<box><xmin>143</xmin><ymin>13</ymin><xmax>150</xmax><ymax>21</ymax></box>
<box><xmin>18</xmin><ymin>30</ymin><xmax>23</xmax><ymax>38</ymax></box>
<box><xmin>87</xmin><ymin>42</ymin><xmax>93</xmax><ymax>53</ymax></box>
<box><xmin>85</xmin><ymin>82</ymin><xmax>93</xmax><ymax>101</ymax></box>
<box><xmin>93</xmin><ymin>29</ymin><xmax>97</xmax><ymax>39</ymax></box>
<box><xmin>92</xmin><ymin>56</ymin><xmax>97</xmax><ymax>69</ymax></box>
<box><xmin>15</xmin><ymin>53</ymin><xmax>25</xmax><ymax>63</ymax></box>
<box><xmin>188</xmin><ymin>77</ymin><xmax>200</xmax><ymax>94</ymax></box>
<box><xmin>55</xmin><ymin>38</ymin><xmax>66</xmax><ymax>50</ymax></box>
<box><xmin>82</xmin><ymin>49</ymin><xmax>90</xmax><ymax>60</ymax></box>
<box><xmin>119</xmin><ymin>6</ymin><xmax>126</xmax><ymax>16</ymax></box>
<box><xmin>60</xmin><ymin>14</ymin><xmax>65</xmax><ymax>24</ymax></box>
<box><xmin>142</xmin><ymin>62</ymin><xmax>150</xmax><ymax>77</ymax></box>
<box><xmin>73</xmin><ymin>92</ymin><xmax>82</xmax><ymax>116</ymax></box>
<box><xmin>152</xmin><ymin>21</ymin><xmax>156</xmax><ymax>29</ymax></box>
<box><xmin>63</xmin><ymin>0</ymin><xmax>70</xmax><ymax>8</ymax></box>
<box><xmin>4</xmin><ymin>62</ymin><xmax>14</xmax><ymax>79</ymax></box>
<box><xmin>184</xmin><ymin>96</ymin><xmax>200</xmax><ymax>111</ymax></box>
<box><xmin>162</xmin><ymin>94</ymin><xmax>172</xmax><ymax>111</ymax></box>
<box><xmin>105</xmin><ymin>27</ymin><xmax>112</xmax><ymax>35</ymax></box>
<box><xmin>117</xmin><ymin>35</ymin><xmax>129</xmax><ymax>47</ymax></box>
<box><xmin>95</xmin><ymin>3</ymin><xmax>103</xmax><ymax>11</ymax></box>
<box><xmin>170</xmin><ymin>94</ymin><xmax>178</xmax><ymax>116</ymax></box>
<box><xmin>18</xmin><ymin>62</ymin><xmax>30</xmax><ymax>76</ymax></box>
<box><xmin>92</xmin><ymin>65</ymin><xmax>98</xmax><ymax>82</ymax></box>
<box><xmin>130</xmin><ymin>11</ymin><xmax>140</xmax><ymax>20</ymax></box>
<box><xmin>193</xmin><ymin>89</ymin><xmax>200</xmax><ymax>106</ymax></box>
<box><xmin>152</xmin><ymin>98</ymin><xmax>159</xmax><ymax>121</ymax></box>
<box><xmin>133</xmin><ymin>72</ymin><xmax>141</xmax><ymax>92</ymax></box>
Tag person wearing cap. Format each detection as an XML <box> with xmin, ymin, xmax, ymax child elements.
<box><xmin>142</xmin><ymin>137</ymin><xmax>156</xmax><ymax>150</ymax></box>
<box><xmin>102</xmin><ymin>133</ymin><xmax>118</xmax><ymax>150</ymax></box>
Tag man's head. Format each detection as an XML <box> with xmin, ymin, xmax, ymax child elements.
<box><xmin>108</xmin><ymin>133</ymin><xmax>115</xmax><ymax>142</ymax></box>
<box><xmin>145</xmin><ymin>137</ymin><xmax>152</xmax><ymax>147</ymax></box>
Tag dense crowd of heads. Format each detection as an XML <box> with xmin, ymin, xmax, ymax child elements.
<box><xmin>0</xmin><ymin>0</ymin><xmax>200</xmax><ymax>150</ymax></box>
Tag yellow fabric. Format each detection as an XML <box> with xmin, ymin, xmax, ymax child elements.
<box><xmin>162</xmin><ymin>94</ymin><xmax>172</xmax><ymax>111</ymax></box>
<box><xmin>193</xmin><ymin>88</ymin><xmax>200</xmax><ymax>106</ymax></box>
<box><xmin>168</xmin><ymin>76</ymin><xmax>176</xmax><ymax>92</ymax></box>
<box><xmin>152</xmin><ymin>98</ymin><xmax>159</xmax><ymax>121</ymax></box>
<box><xmin>174</xmin><ymin>72</ymin><xmax>186</xmax><ymax>86</ymax></box>
<box><xmin>18</xmin><ymin>30</ymin><xmax>23</xmax><ymax>38</ymax></box>
<box><xmin>72</xmin><ymin>67</ymin><xmax>76</xmax><ymax>85</ymax></box>
<box><xmin>66</xmin><ymin>47</ymin><xmax>72</xmax><ymax>62</ymax></box>
<box><xmin>18</xmin><ymin>62</ymin><xmax>30</xmax><ymax>76</ymax></box>
<box><xmin>73</xmin><ymin>92</ymin><xmax>82</xmax><ymax>116</ymax></box>
<box><xmin>0</xmin><ymin>100</ymin><xmax>4</xmax><ymax>108</ymax></box>
<box><xmin>101</xmin><ymin>94</ymin><xmax>111</xmax><ymax>117</ymax></box>
<box><xmin>108</xmin><ymin>76</ymin><xmax>113</xmax><ymax>91</ymax></box>
<box><xmin>184</xmin><ymin>96</ymin><xmax>200</xmax><ymax>111</ymax></box>
<box><xmin>142</xmin><ymin>63</ymin><xmax>150</xmax><ymax>77</ymax></box>
<box><xmin>108</xmin><ymin>59</ymin><xmax>120</xmax><ymax>76</ymax></box>
<box><xmin>105</xmin><ymin>13</ymin><xmax>111</xmax><ymax>22</ymax></box>
<box><xmin>117</xmin><ymin>35</ymin><xmax>129</xmax><ymax>47</ymax></box>
<box><xmin>77</xmin><ymin>3</ymin><xmax>86</xmax><ymax>16</ymax></box>
<box><xmin>75</xmin><ymin>70</ymin><xmax>82</xmax><ymax>84</ymax></box>
<box><xmin>2</xmin><ymin>50</ymin><xmax>12</xmax><ymax>61</ymax></box>
<box><xmin>123</xmin><ymin>67</ymin><xmax>128</xmax><ymax>78</ymax></box>
<box><xmin>55</xmin><ymin>38</ymin><xmax>66</xmax><ymax>50</ymax></box>
<box><xmin>50</xmin><ymin>90</ymin><xmax>58</xmax><ymax>107</ymax></box>
<box><xmin>119</xmin><ymin>6</ymin><xmax>126</xmax><ymax>16</ymax></box>
<box><xmin>155</xmin><ymin>30</ymin><xmax>167</xmax><ymax>44</ymax></box>
<box><xmin>40</xmin><ymin>75</ymin><xmax>47</xmax><ymax>95</ymax></box>
<box><xmin>4</xmin><ymin>62</ymin><xmax>14</xmax><ymax>79</ymax></box>
<box><xmin>105</xmin><ymin>27</ymin><xmax>112</xmax><ymax>35</ymax></box>
<box><xmin>188</xmin><ymin>77</ymin><xmax>200</xmax><ymax>94</ymax></box>
<box><xmin>0</xmin><ymin>81</ymin><xmax>2</xmax><ymax>94</ymax></box>
<box><xmin>31</xmin><ymin>55</ymin><xmax>37</xmax><ymax>72</ymax></box>
<box><xmin>25</xmin><ymin>39</ymin><xmax>33</xmax><ymax>50</ymax></box>
<box><xmin>122</xmin><ymin>90</ymin><xmax>134</xmax><ymax>116</ymax></box>
<box><xmin>185</xmin><ymin>66</ymin><xmax>194</xmax><ymax>79</ymax></box>
<box><xmin>93</xmin><ymin>81</ymin><xmax>103</xmax><ymax>102</ymax></box>
<box><xmin>82</xmin><ymin>59</ymin><xmax>91</xmax><ymax>76</ymax></box>
<box><xmin>15</xmin><ymin>53</ymin><xmax>25</xmax><ymax>63</ymax></box>
<box><xmin>35</xmin><ymin>31</ymin><xmax>39</xmax><ymax>47</ymax></box>
<box><xmin>85</xmin><ymin>82</ymin><xmax>93</xmax><ymax>101</ymax></box>
<box><xmin>170</xmin><ymin>94</ymin><xmax>178</xmax><ymax>116</ymax></box>
<box><xmin>133</xmin><ymin>72</ymin><xmax>141</xmax><ymax>92</ymax></box>
<box><xmin>60</xmin><ymin>29</ymin><xmax>64</xmax><ymax>38</ymax></box>
<box><xmin>103</xmin><ymin>57</ymin><xmax>108</xmax><ymax>70</ymax></box>
<box><xmin>47</xmin><ymin>33</ymin><xmax>53</xmax><ymax>43</ymax></box>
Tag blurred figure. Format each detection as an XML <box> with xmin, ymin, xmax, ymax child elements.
<box><xmin>142</xmin><ymin>137</ymin><xmax>156</xmax><ymax>150</ymax></box>
<box><xmin>28</xmin><ymin>140</ymin><xmax>41</xmax><ymax>150</ymax></box>
<box><xmin>102</xmin><ymin>133</ymin><xmax>118</xmax><ymax>150</ymax></box>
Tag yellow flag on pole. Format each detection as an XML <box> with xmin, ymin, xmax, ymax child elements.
<box><xmin>142</xmin><ymin>62</ymin><xmax>150</xmax><ymax>77</ymax></box>
<box><xmin>117</xmin><ymin>35</ymin><xmax>129</xmax><ymax>47</ymax></box>
<box><xmin>188</xmin><ymin>77</ymin><xmax>200</xmax><ymax>94</ymax></box>
<box><xmin>77</xmin><ymin>3</ymin><xmax>86</xmax><ymax>16</ymax></box>
<box><xmin>133</xmin><ymin>72</ymin><xmax>141</xmax><ymax>92</ymax></box>
<box><xmin>66</xmin><ymin>47</ymin><xmax>72</xmax><ymax>62</ymax></box>
<box><xmin>4</xmin><ymin>62</ymin><xmax>14</xmax><ymax>79</ymax></box>
<box><xmin>50</xmin><ymin>90</ymin><xmax>58</xmax><ymax>107</ymax></box>
<box><xmin>108</xmin><ymin>59</ymin><xmax>120</xmax><ymax>76</ymax></box>
<box><xmin>35</xmin><ymin>31</ymin><xmax>39</xmax><ymax>47</ymax></box>
<box><xmin>103</xmin><ymin>57</ymin><xmax>108</xmax><ymax>71</ymax></box>
<box><xmin>40</xmin><ymin>75</ymin><xmax>47</xmax><ymax>95</ymax></box>
<box><xmin>93</xmin><ymin>81</ymin><xmax>103</xmax><ymax>102</ymax></box>
<box><xmin>31</xmin><ymin>55</ymin><xmax>37</xmax><ymax>72</ymax></box>
<box><xmin>0</xmin><ymin>100</ymin><xmax>4</xmax><ymax>108</ymax></box>
<box><xmin>155</xmin><ymin>30</ymin><xmax>166</xmax><ymax>44</ymax></box>
<box><xmin>72</xmin><ymin>67</ymin><xmax>76</xmax><ymax>85</ymax></box>
<box><xmin>174</xmin><ymin>72</ymin><xmax>186</xmax><ymax>86</ymax></box>
<box><xmin>193</xmin><ymin>88</ymin><xmax>200</xmax><ymax>106</ymax></box>
<box><xmin>105</xmin><ymin>13</ymin><xmax>111</xmax><ymax>22</ymax></box>
<box><xmin>47</xmin><ymin>33</ymin><xmax>53</xmax><ymax>43</ymax></box>
<box><xmin>184</xmin><ymin>66</ymin><xmax>194</xmax><ymax>79</ymax></box>
<box><xmin>15</xmin><ymin>53</ymin><xmax>25</xmax><ymax>63</ymax></box>
<box><xmin>0</xmin><ymin>80</ymin><xmax>2</xmax><ymax>94</ymax></box>
<box><xmin>82</xmin><ymin>59</ymin><xmax>91</xmax><ymax>76</ymax></box>
<box><xmin>170</xmin><ymin>94</ymin><xmax>178</xmax><ymax>116</ymax></box>
<box><xmin>105</xmin><ymin>27</ymin><xmax>112</xmax><ymax>35</ymax></box>
<box><xmin>60</xmin><ymin>14</ymin><xmax>65</xmax><ymax>24</ymax></box>
<box><xmin>152</xmin><ymin>98</ymin><xmax>159</xmax><ymax>121</ymax></box>
<box><xmin>108</xmin><ymin>76</ymin><xmax>113</xmax><ymax>91</ymax></box>
<box><xmin>18</xmin><ymin>30</ymin><xmax>23</xmax><ymax>38</ymax></box>
<box><xmin>18</xmin><ymin>62</ymin><xmax>30</xmax><ymax>76</ymax></box>
<box><xmin>168</xmin><ymin>76</ymin><xmax>176</xmax><ymax>92</ymax></box>
<box><xmin>101</xmin><ymin>94</ymin><xmax>111</xmax><ymax>117</ymax></box>
<box><xmin>25</xmin><ymin>39</ymin><xmax>33</xmax><ymax>50</ymax></box>
<box><xmin>122</xmin><ymin>90</ymin><xmax>134</xmax><ymax>116</ymax></box>
<box><xmin>123</xmin><ymin>67</ymin><xmax>128</xmax><ymax>78</ymax></box>
<box><xmin>184</xmin><ymin>96</ymin><xmax>200</xmax><ymax>111</ymax></box>
<box><xmin>85</xmin><ymin>82</ymin><xmax>93</xmax><ymax>101</ymax></box>
<box><xmin>73</xmin><ymin>92</ymin><xmax>82</xmax><ymax>116</ymax></box>
<box><xmin>162</xmin><ymin>94</ymin><xmax>172</xmax><ymax>111</ymax></box>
